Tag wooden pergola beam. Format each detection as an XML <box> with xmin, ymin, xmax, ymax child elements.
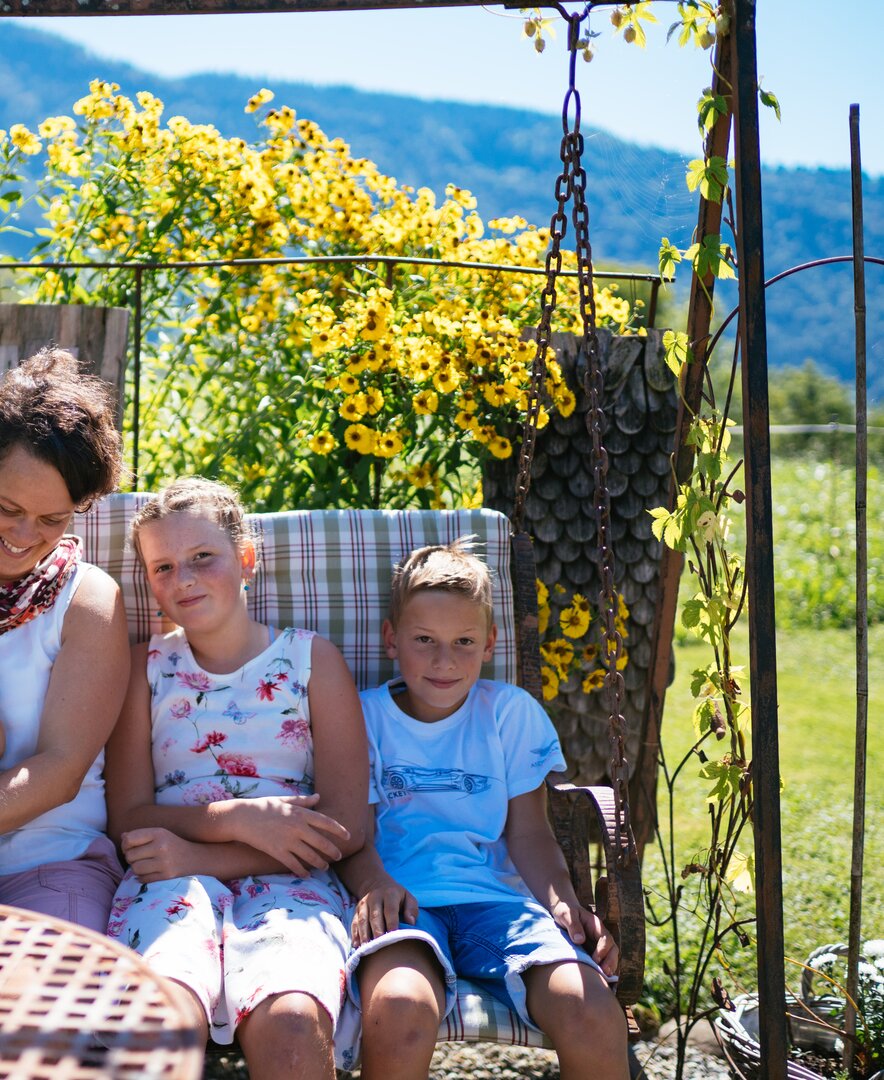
<box><xmin>0</xmin><ymin>0</ymin><xmax>527</xmax><ymax>15</ymax></box>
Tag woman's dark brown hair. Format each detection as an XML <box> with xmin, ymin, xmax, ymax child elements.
<box><xmin>0</xmin><ymin>347</ymin><xmax>122</xmax><ymax>510</ymax></box>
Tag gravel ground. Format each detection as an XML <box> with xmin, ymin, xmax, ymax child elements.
<box><xmin>203</xmin><ymin>1031</ymin><xmax>734</xmax><ymax>1079</ymax></box>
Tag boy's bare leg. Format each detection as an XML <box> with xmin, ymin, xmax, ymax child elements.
<box><xmin>524</xmin><ymin>961</ymin><xmax>629</xmax><ymax>1080</ymax></box>
<box><xmin>358</xmin><ymin>941</ymin><xmax>447</xmax><ymax>1080</ymax></box>
<box><xmin>237</xmin><ymin>990</ymin><xmax>335</xmax><ymax>1080</ymax></box>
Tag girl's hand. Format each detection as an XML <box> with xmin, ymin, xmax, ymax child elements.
<box><xmin>226</xmin><ymin>795</ymin><xmax>351</xmax><ymax>876</ymax></box>
<box><xmin>551</xmin><ymin>901</ymin><xmax>620</xmax><ymax>977</ymax></box>
<box><xmin>122</xmin><ymin>827</ymin><xmax>200</xmax><ymax>883</ymax></box>
<box><xmin>351</xmin><ymin>876</ymin><xmax>419</xmax><ymax>946</ymax></box>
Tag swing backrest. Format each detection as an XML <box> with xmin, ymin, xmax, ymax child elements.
<box><xmin>74</xmin><ymin>493</ymin><xmax>519</xmax><ymax>689</ymax></box>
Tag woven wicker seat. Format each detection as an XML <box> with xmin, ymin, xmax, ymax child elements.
<box><xmin>0</xmin><ymin>904</ymin><xmax>202</xmax><ymax>1079</ymax></box>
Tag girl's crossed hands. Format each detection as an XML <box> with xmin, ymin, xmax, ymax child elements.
<box><xmin>224</xmin><ymin>793</ymin><xmax>350</xmax><ymax>876</ymax></box>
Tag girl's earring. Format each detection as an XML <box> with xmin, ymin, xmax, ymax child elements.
<box><xmin>243</xmin><ymin>582</ymin><xmax>250</xmax><ymax>592</ymax></box>
<box><xmin>156</xmin><ymin>609</ymin><xmax>164</xmax><ymax>617</ymax></box>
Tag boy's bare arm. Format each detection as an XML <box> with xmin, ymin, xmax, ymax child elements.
<box><xmin>505</xmin><ymin>784</ymin><xmax>620</xmax><ymax>977</ymax></box>
<box><xmin>337</xmin><ymin>811</ymin><xmax>419</xmax><ymax>944</ymax></box>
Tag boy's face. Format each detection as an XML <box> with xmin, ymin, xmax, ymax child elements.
<box><xmin>383</xmin><ymin>589</ymin><xmax>497</xmax><ymax>724</ymax></box>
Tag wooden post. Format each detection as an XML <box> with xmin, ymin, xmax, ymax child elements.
<box><xmin>0</xmin><ymin>304</ymin><xmax>130</xmax><ymax>428</ymax></box>
<box><xmin>730</xmin><ymin>2</ymin><xmax>787</xmax><ymax>1077</ymax></box>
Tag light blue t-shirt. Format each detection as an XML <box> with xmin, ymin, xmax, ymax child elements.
<box><xmin>361</xmin><ymin>678</ymin><xmax>566</xmax><ymax>906</ymax></box>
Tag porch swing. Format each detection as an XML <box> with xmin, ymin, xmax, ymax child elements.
<box><xmin>76</xmin><ymin>4</ymin><xmax>646</xmax><ymax>1058</ymax></box>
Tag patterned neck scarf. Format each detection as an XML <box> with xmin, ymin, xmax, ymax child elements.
<box><xmin>0</xmin><ymin>535</ymin><xmax>81</xmax><ymax>637</ymax></box>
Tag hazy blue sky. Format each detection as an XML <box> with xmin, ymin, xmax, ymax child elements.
<box><xmin>24</xmin><ymin>1</ymin><xmax>884</xmax><ymax>175</ymax></box>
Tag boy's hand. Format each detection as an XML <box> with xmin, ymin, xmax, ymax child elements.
<box><xmin>351</xmin><ymin>877</ymin><xmax>419</xmax><ymax>946</ymax></box>
<box><xmin>226</xmin><ymin>794</ymin><xmax>350</xmax><ymax>876</ymax></box>
<box><xmin>551</xmin><ymin>900</ymin><xmax>620</xmax><ymax>977</ymax></box>
<box><xmin>122</xmin><ymin>827</ymin><xmax>199</xmax><ymax>883</ymax></box>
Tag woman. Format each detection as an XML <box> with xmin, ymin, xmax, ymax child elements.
<box><xmin>0</xmin><ymin>346</ymin><xmax>130</xmax><ymax>931</ymax></box>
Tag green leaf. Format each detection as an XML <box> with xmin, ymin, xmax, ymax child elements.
<box><xmin>759</xmin><ymin>86</ymin><xmax>782</xmax><ymax>121</ymax></box>
<box><xmin>725</xmin><ymin>850</ymin><xmax>755</xmax><ymax>893</ymax></box>
<box><xmin>663</xmin><ymin>329</ymin><xmax>693</xmax><ymax>375</ymax></box>
<box><xmin>658</xmin><ymin>237</ymin><xmax>682</xmax><ymax>280</ymax></box>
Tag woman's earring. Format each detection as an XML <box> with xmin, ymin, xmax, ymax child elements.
<box><xmin>243</xmin><ymin>582</ymin><xmax>250</xmax><ymax>592</ymax></box>
<box><xmin>156</xmin><ymin>609</ymin><xmax>164</xmax><ymax>617</ymax></box>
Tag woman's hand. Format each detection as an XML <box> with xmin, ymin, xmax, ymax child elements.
<box><xmin>224</xmin><ymin>794</ymin><xmax>351</xmax><ymax>876</ymax></box>
<box><xmin>551</xmin><ymin>900</ymin><xmax>620</xmax><ymax>977</ymax></box>
<box><xmin>122</xmin><ymin>827</ymin><xmax>202</xmax><ymax>883</ymax></box>
<box><xmin>351</xmin><ymin>875</ymin><xmax>419</xmax><ymax>946</ymax></box>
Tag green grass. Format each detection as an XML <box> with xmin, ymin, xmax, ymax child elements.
<box><xmin>639</xmin><ymin>453</ymin><xmax>884</xmax><ymax>1017</ymax></box>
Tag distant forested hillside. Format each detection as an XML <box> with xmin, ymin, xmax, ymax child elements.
<box><xmin>0</xmin><ymin>22</ymin><xmax>881</xmax><ymax>395</ymax></box>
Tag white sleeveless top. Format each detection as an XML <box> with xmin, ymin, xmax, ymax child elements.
<box><xmin>0</xmin><ymin>562</ymin><xmax>111</xmax><ymax>874</ymax></box>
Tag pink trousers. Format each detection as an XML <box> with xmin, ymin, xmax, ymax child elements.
<box><xmin>0</xmin><ymin>836</ymin><xmax>123</xmax><ymax>933</ymax></box>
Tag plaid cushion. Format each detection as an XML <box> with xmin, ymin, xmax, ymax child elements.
<box><xmin>74</xmin><ymin>494</ymin><xmax>517</xmax><ymax>692</ymax></box>
<box><xmin>439</xmin><ymin>979</ymin><xmax>551</xmax><ymax>1047</ymax></box>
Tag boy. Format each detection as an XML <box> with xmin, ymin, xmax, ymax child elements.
<box><xmin>341</xmin><ymin>539</ymin><xmax>629</xmax><ymax>1080</ymax></box>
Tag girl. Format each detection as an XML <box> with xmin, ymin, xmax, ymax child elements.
<box><xmin>0</xmin><ymin>347</ymin><xmax>128</xmax><ymax>930</ymax></box>
<box><xmin>104</xmin><ymin>477</ymin><xmax>368</xmax><ymax>1080</ymax></box>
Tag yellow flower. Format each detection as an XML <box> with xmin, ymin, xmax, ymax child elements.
<box><xmin>9</xmin><ymin>124</ymin><xmax>42</xmax><ymax>156</ymax></box>
<box><xmin>340</xmin><ymin>394</ymin><xmax>367</xmax><ymax>421</ymax></box>
<box><xmin>483</xmin><ymin>383</ymin><xmax>511</xmax><ymax>408</ymax></box>
<box><xmin>538</xmin><ymin>603</ymin><xmax>550</xmax><ymax>636</ymax></box>
<box><xmin>541</xmin><ymin>666</ymin><xmax>560</xmax><ymax>702</ymax></box>
<box><xmin>308</xmin><ymin>432</ymin><xmax>336</xmax><ymax>456</ymax></box>
<box><xmin>374</xmin><ymin>431</ymin><xmax>404</xmax><ymax>458</ymax></box>
<box><xmin>582</xmin><ymin>669</ymin><xmax>606</xmax><ymax>694</ymax></box>
<box><xmin>560</xmin><ymin>601</ymin><xmax>590</xmax><ymax>638</ymax></box>
<box><xmin>413</xmin><ymin>390</ymin><xmax>439</xmax><ymax>415</ymax></box>
<box><xmin>407</xmin><ymin>463</ymin><xmax>435</xmax><ymax>489</ymax></box>
<box><xmin>433</xmin><ymin>368</ymin><xmax>460</xmax><ymax>394</ymax></box>
<box><xmin>488</xmin><ymin>435</ymin><xmax>513</xmax><ymax>460</ymax></box>
<box><xmin>338</xmin><ymin>373</ymin><xmax>359</xmax><ymax>394</ymax></box>
<box><xmin>581</xmin><ymin>643</ymin><xmax>599</xmax><ymax>664</ymax></box>
<box><xmin>363</xmin><ymin>387</ymin><xmax>384</xmax><ymax>415</ymax></box>
<box><xmin>344</xmin><ymin>423</ymin><xmax>375</xmax><ymax>455</ymax></box>
<box><xmin>536</xmin><ymin>579</ymin><xmax>549</xmax><ymax>607</ymax></box>
<box><xmin>556</xmin><ymin>386</ymin><xmax>577</xmax><ymax>418</ymax></box>
<box><xmin>246</xmin><ymin>88</ymin><xmax>275</xmax><ymax>114</ymax></box>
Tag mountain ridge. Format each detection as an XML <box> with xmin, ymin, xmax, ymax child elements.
<box><xmin>0</xmin><ymin>21</ymin><xmax>880</xmax><ymax>393</ymax></box>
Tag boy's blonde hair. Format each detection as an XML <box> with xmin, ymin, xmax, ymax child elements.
<box><xmin>129</xmin><ymin>476</ymin><xmax>257</xmax><ymax>563</ymax></box>
<box><xmin>389</xmin><ymin>536</ymin><xmax>493</xmax><ymax>627</ymax></box>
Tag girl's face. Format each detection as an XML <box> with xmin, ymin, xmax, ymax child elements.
<box><xmin>0</xmin><ymin>443</ymin><xmax>75</xmax><ymax>584</ymax></box>
<box><xmin>138</xmin><ymin>510</ymin><xmax>252</xmax><ymax>633</ymax></box>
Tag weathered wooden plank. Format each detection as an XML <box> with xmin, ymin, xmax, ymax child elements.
<box><xmin>0</xmin><ymin>303</ymin><xmax>129</xmax><ymax>428</ymax></box>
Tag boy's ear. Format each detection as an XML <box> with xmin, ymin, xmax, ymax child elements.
<box><xmin>382</xmin><ymin>618</ymin><xmax>398</xmax><ymax>659</ymax></box>
<box><xmin>482</xmin><ymin>622</ymin><xmax>498</xmax><ymax>662</ymax></box>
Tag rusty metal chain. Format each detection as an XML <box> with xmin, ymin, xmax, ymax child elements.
<box><xmin>513</xmin><ymin>8</ymin><xmax>635</xmax><ymax>866</ymax></box>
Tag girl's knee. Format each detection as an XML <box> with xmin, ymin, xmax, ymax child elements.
<box><xmin>527</xmin><ymin>962</ymin><xmax>625</xmax><ymax>1041</ymax></box>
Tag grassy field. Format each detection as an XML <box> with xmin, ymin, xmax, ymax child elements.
<box><xmin>640</xmin><ymin>454</ymin><xmax>883</xmax><ymax>1017</ymax></box>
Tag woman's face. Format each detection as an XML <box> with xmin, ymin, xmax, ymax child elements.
<box><xmin>0</xmin><ymin>443</ymin><xmax>75</xmax><ymax>584</ymax></box>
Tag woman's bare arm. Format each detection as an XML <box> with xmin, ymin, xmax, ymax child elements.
<box><xmin>0</xmin><ymin>568</ymin><xmax>129</xmax><ymax>833</ymax></box>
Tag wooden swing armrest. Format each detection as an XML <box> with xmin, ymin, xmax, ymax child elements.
<box><xmin>546</xmin><ymin>779</ymin><xmax>645</xmax><ymax>1007</ymax></box>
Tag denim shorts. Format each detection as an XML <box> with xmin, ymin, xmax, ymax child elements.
<box><xmin>347</xmin><ymin>897</ymin><xmax>607</xmax><ymax>1028</ymax></box>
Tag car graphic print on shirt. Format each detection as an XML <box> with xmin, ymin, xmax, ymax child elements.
<box><xmin>381</xmin><ymin>764</ymin><xmax>491</xmax><ymax>797</ymax></box>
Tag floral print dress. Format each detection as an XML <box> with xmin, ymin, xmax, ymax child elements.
<box><xmin>107</xmin><ymin>626</ymin><xmax>360</xmax><ymax>1067</ymax></box>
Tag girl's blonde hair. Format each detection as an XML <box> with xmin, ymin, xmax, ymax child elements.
<box><xmin>129</xmin><ymin>476</ymin><xmax>257</xmax><ymax>563</ymax></box>
<box><xmin>389</xmin><ymin>536</ymin><xmax>493</xmax><ymax>627</ymax></box>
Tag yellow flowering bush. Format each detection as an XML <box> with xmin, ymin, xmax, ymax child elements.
<box><xmin>537</xmin><ymin>579</ymin><xmax>629</xmax><ymax>700</ymax></box>
<box><xmin>4</xmin><ymin>81</ymin><xmax>640</xmax><ymax>510</ymax></box>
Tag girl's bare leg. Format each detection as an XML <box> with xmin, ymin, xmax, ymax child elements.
<box><xmin>237</xmin><ymin>991</ymin><xmax>335</xmax><ymax>1080</ymax></box>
